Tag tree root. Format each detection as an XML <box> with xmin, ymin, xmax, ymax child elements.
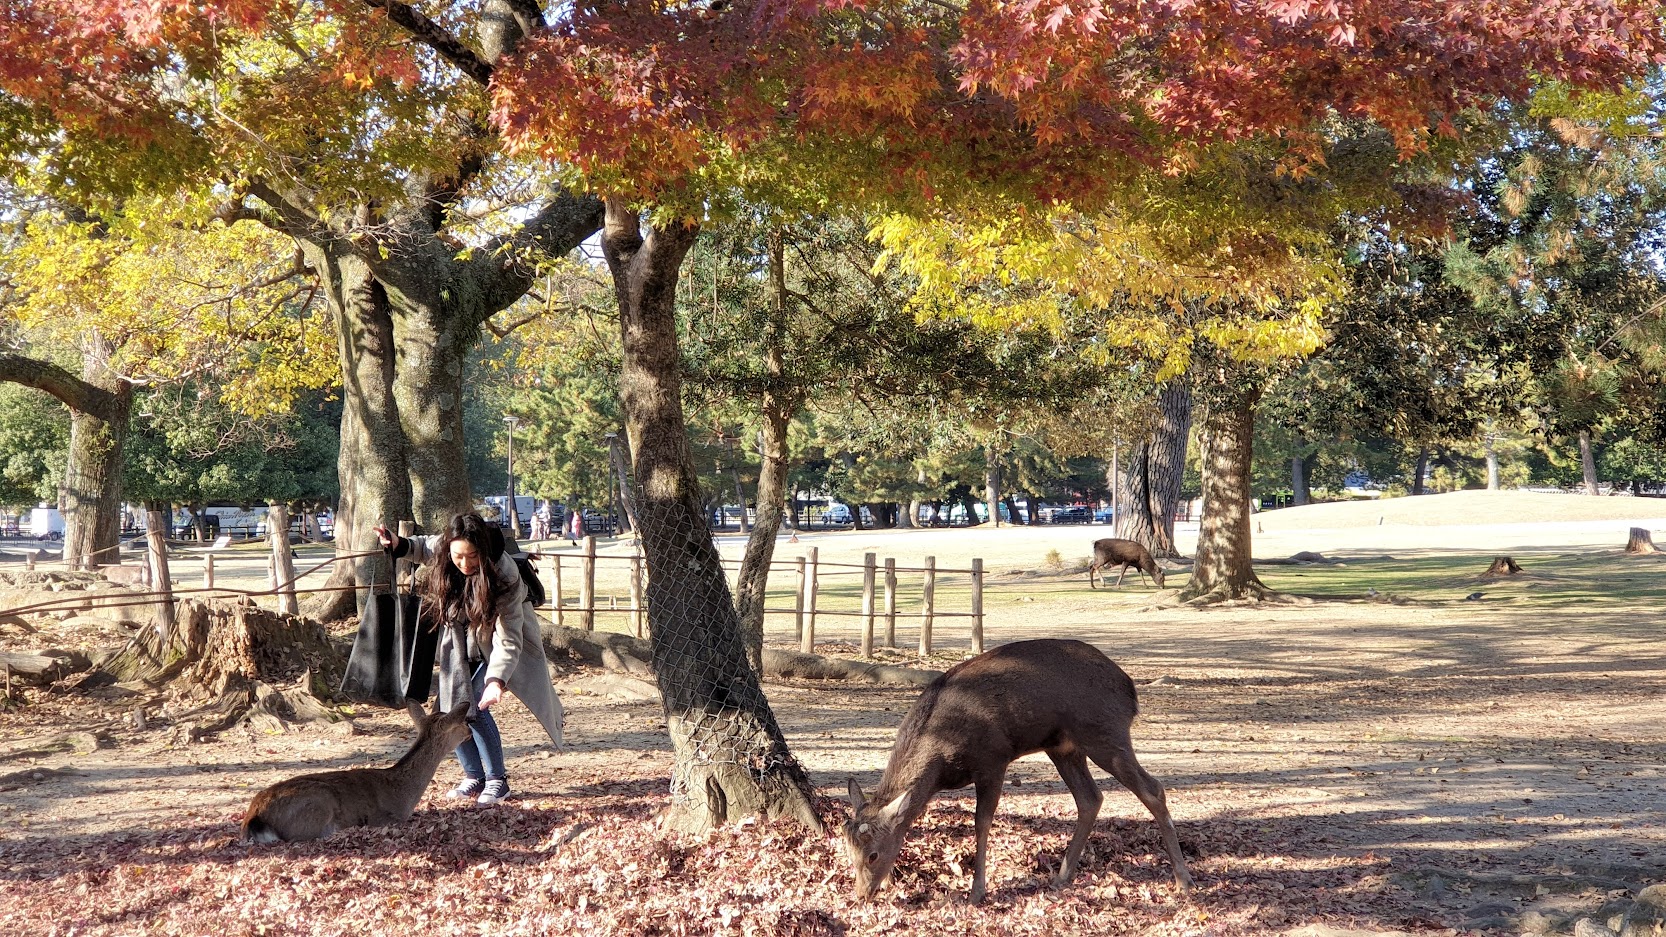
<box><xmin>72</xmin><ymin>597</ymin><xmax>348</xmax><ymax>739</ymax></box>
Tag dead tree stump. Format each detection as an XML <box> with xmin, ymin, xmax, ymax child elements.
<box><xmin>1483</xmin><ymin>556</ymin><xmax>1523</xmax><ymax>576</ymax></box>
<box><xmin>82</xmin><ymin>598</ymin><xmax>346</xmax><ymax>738</ymax></box>
<box><xmin>1625</xmin><ymin>527</ymin><xmax>1659</xmax><ymax>554</ymax></box>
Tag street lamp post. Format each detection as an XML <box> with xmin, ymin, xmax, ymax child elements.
<box><xmin>504</xmin><ymin>414</ymin><xmax>522</xmax><ymax>536</ymax></box>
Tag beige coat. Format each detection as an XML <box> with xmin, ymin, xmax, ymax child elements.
<box><xmin>406</xmin><ymin>535</ymin><xmax>563</xmax><ymax>747</ymax></box>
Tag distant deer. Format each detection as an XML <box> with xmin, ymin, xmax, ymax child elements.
<box><xmin>242</xmin><ymin>700</ymin><xmax>474</xmax><ymax>843</ymax></box>
<box><xmin>842</xmin><ymin>639</ymin><xmax>1192</xmax><ymax>903</ymax></box>
<box><xmin>1088</xmin><ymin>537</ymin><xmax>1166</xmax><ymax>589</ymax></box>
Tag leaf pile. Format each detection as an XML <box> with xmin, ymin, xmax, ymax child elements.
<box><xmin>0</xmin><ymin>775</ymin><xmax>1425</xmax><ymax>937</ymax></box>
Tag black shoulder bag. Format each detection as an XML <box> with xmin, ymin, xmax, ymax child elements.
<box><xmin>338</xmin><ymin>542</ymin><xmax>439</xmax><ymax>706</ymax></box>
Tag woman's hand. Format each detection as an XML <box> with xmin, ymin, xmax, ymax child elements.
<box><xmin>373</xmin><ymin>524</ymin><xmax>396</xmax><ymax>550</ymax></box>
<box><xmin>478</xmin><ymin>680</ymin><xmax>504</xmax><ymax>711</ymax></box>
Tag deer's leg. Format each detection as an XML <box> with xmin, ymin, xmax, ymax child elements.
<box><xmin>970</xmin><ymin>776</ymin><xmax>1004</xmax><ymax>903</ymax></box>
<box><xmin>1046</xmin><ymin>749</ymin><xmax>1103</xmax><ymax>887</ymax></box>
<box><xmin>1089</xmin><ymin>745</ymin><xmax>1193</xmax><ymax>891</ymax></box>
<box><xmin>1088</xmin><ymin>563</ymin><xmax>1099</xmax><ymax>589</ymax></box>
<box><xmin>1115</xmin><ymin>564</ymin><xmax>1128</xmax><ymax>588</ymax></box>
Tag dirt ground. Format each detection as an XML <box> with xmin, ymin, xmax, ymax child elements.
<box><xmin>1</xmin><ymin>491</ymin><xmax>1663</xmax><ymax>936</ymax></box>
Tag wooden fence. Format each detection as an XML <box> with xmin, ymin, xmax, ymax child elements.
<box><xmin>5</xmin><ymin>532</ymin><xmax>986</xmax><ymax>658</ymax></box>
<box><xmin>538</xmin><ymin>538</ymin><xmax>985</xmax><ymax>655</ymax></box>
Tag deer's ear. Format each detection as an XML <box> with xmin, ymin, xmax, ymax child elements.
<box><xmin>878</xmin><ymin>791</ymin><xmax>910</xmax><ymax>826</ymax></box>
<box><xmin>406</xmin><ymin>699</ymin><xmax>427</xmax><ymax>726</ymax></box>
<box><xmin>845</xmin><ymin>778</ymin><xmax>866</xmax><ymax>810</ymax></box>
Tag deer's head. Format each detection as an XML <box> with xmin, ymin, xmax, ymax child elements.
<box><xmin>843</xmin><ymin>779</ymin><xmax>911</xmax><ymax>900</ymax></box>
<box><xmin>1151</xmin><ymin>566</ymin><xmax>1166</xmax><ymax>588</ymax></box>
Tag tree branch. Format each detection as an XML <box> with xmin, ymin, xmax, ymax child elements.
<box><xmin>0</xmin><ymin>355</ymin><xmax>123</xmax><ymax>417</ymax></box>
<box><xmin>364</xmin><ymin>0</ymin><xmax>495</xmax><ymax>86</ymax></box>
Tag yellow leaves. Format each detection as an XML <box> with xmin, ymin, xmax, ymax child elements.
<box><xmin>870</xmin><ymin>194</ymin><xmax>1339</xmax><ymax>375</ymax></box>
<box><xmin>6</xmin><ymin>191</ymin><xmax>336</xmax><ymax>416</ymax></box>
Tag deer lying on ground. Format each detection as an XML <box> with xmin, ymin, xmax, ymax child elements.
<box><xmin>242</xmin><ymin>700</ymin><xmax>474</xmax><ymax>843</ymax></box>
<box><xmin>842</xmin><ymin>638</ymin><xmax>1192</xmax><ymax>903</ymax></box>
<box><xmin>1088</xmin><ymin>537</ymin><xmax>1166</xmax><ymax>589</ymax></box>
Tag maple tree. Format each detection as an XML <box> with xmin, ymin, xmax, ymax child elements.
<box><xmin>1</xmin><ymin>0</ymin><xmax>602</xmax><ymax>596</ymax></box>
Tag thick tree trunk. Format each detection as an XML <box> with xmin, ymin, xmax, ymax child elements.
<box><xmin>62</xmin><ymin>339</ymin><xmax>133</xmax><ymax>571</ymax></box>
<box><xmin>1579</xmin><ymin>429</ymin><xmax>1600</xmax><ymax>495</ymax></box>
<box><xmin>602</xmin><ymin>199</ymin><xmax>819</xmax><ymax>834</ymax></box>
<box><xmin>983</xmin><ymin>443</ymin><xmax>1003</xmax><ymax>527</ymax></box>
<box><xmin>303</xmin><ymin>250</ymin><xmax>413</xmax><ymax>621</ymax></box>
<box><xmin>1181</xmin><ymin>381</ymin><xmax>1268</xmax><ymax>602</ymax></box>
<box><xmin>1115</xmin><ymin>382</ymin><xmax>1193</xmax><ymax>558</ymax></box>
<box><xmin>0</xmin><ymin>346</ymin><xmax>134</xmax><ymax>571</ymax></box>
<box><xmin>958</xmin><ymin>491</ymin><xmax>983</xmax><ymax>526</ymax></box>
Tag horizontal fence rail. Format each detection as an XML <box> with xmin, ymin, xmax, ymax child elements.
<box><xmin>4</xmin><ymin>534</ymin><xmax>988</xmax><ymax>657</ymax></box>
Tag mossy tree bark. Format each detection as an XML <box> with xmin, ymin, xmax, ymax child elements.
<box><xmin>603</xmin><ymin>199</ymin><xmax>820</xmax><ymax>834</ymax></box>
<box><xmin>1115</xmin><ymin>381</ymin><xmax>1193</xmax><ymax>558</ymax></box>
<box><xmin>1181</xmin><ymin>372</ymin><xmax>1269</xmax><ymax>603</ymax></box>
<box><xmin>0</xmin><ymin>336</ymin><xmax>132</xmax><ymax>571</ymax></box>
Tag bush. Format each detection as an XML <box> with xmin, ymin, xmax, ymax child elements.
<box><xmin>1043</xmin><ymin>548</ymin><xmax>1063</xmax><ymax>569</ymax></box>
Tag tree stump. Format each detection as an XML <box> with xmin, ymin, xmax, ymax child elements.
<box><xmin>1483</xmin><ymin>556</ymin><xmax>1523</xmax><ymax>576</ymax></box>
<box><xmin>1625</xmin><ymin>527</ymin><xmax>1659</xmax><ymax>555</ymax></box>
<box><xmin>83</xmin><ymin>597</ymin><xmax>347</xmax><ymax>738</ymax></box>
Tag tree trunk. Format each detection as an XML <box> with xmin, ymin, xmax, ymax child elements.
<box><xmin>1625</xmin><ymin>527</ymin><xmax>1658</xmax><ymax>554</ymax></box>
<box><xmin>1411</xmin><ymin>447</ymin><xmax>1430</xmax><ymax>495</ymax></box>
<box><xmin>733</xmin><ymin>229</ymin><xmax>797</xmax><ymax>672</ymax></box>
<box><xmin>1291</xmin><ymin>440</ymin><xmax>1313</xmax><ymax>506</ymax></box>
<box><xmin>1579</xmin><ymin>429</ymin><xmax>1600</xmax><ymax>495</ymax></box>
<box><xmin>1115</xmin><ymin>381</ymin><xmax>1193</xmax><ymax>558</ymax></box>
<box><xmin>62</xmin><ymin>336</ymin><xmax>133</xmax><ymax>571</ymax></box>
<box><xmin>1181</xmin><ymin>380</ymin><xmax>1267</xmax><ymax>602</ymax></box>
<box><xmin>302</xmin><ymin>250</ymin><xmax>413</xmax><ymax>621</ymax></box>
<box><xmin>983</xmin><ymin>443</ymin><xmax>1002</xmax><ymax>527</ymax></box>
<box><xmin>602</xmin><ymin>198</ymin><xmax>819</xmax><ymax>834</ymax></box>
<box><xmin>1485</xmin><ymin>426</ymin><xmax>1500</xmax><ymax>490</ymax></box>
<box><xmin>958</xmin><ymin>491</ymin><xmax>983</xmax><ymax>526</ymax></box>
<box><xmin>607</xmin><ymin>433</ymin><xmax>641</xmax><ymax>534</ymax></box>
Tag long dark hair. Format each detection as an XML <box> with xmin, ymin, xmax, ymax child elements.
<box><xmin>421</xmin><ymin>513</ymin><xmax>508</xmax><ymax>646</ymax></box>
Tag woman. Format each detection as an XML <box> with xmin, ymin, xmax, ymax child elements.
<box><xmin>374</xmin><ymin>513</ymin><xmax>563</xmax><ymax>805</ymax></box>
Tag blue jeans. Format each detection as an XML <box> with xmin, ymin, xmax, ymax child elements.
<box><xmin>454</xmin><ymin>662</ymin><xmax>506</xmax><ymax>781</ymax></box>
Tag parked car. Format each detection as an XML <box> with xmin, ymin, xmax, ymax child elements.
<box><xmin>822</xmin><ymin>503</ymin><xmax>853</xmax><ymax>525</ymax></box>
<box><xmin>1094</xmin><ymin>506</ymin><xmax>1115</xmax><ymax>524</ymax></box>
<box><xmin>1049</xmin><ymin>505</ymin><xmax>1091</xmax><ymax>524</ymax></box>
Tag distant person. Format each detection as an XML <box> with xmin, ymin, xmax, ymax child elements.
<box><xmin>568</xmin><ymin>508</ymin><xmax>583</xmax><ymax>543</ymax></box>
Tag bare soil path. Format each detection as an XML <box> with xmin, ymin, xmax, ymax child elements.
<box><xmin>1</xmin><ymin>491</ymin><xmax>1663</xmax><ymax>936</ymax></box>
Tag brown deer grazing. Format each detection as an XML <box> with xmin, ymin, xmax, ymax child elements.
<box><xmin>1088</xmin><ymin>537</ymin><xmax>1166</xmax><ymax>589</ymax></box>
<box><xmin>842</xmin><ymin>639</ymin><xmax>1192</xmax><ymax>903</ymax></box>
<box><xmin>242</xmin><ymin>700</ymin><xmax>474</xmax><ymax>843</ymax></box>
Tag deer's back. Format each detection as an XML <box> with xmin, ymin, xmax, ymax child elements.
<box><xmin>893</xmin><ymin>640</ymin><xmax>1139</xmax><ymax>779</ymax></box>
<box><xmin>246</xmin><ymin>767</ymin><xmax>417</xmax><ymax>831</ymax></box>
<box><xmin>1093</xmin><ymin>538</ymin><xmax>1151</xmax><ymax>565</ymax></box>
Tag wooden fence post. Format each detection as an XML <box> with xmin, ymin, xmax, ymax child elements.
<box><xmin>203</xmin><ymin>553</ymin><xmax>215</xmax><ymax>590</ymax></box>
<box><xmin>919</xmin><ymin>555</ymin><xmax>936</xmax><ymax>656</ymax></box>
<box><xmin>629</xmin><ymin>553</ymin><xmax>645</xmax><ymax>637</ymax></box>
<box><xmin>550</xmin><ymin>554</ymin><xmax>564</xmax><ymax>627</ymax></box>
<box><xmin>883</xmin><ymin>557</ymin><xmax>897</xmax><ymax>648</ymax></box>
<box><xmin>860</xmin><ymin>552</ymin><xmax>877</xmax><ymax>657</ymax></box>
<box><xmin>270</xmin><ymin>503</ymin><xmax>298</xmax><ymax>616</ymax></box>
<box><xmin>580</xmin><ymin>535</ymin><xmax>596</xmax><ymax>631</ymax></box>
<box><xmin>145</xmin><ymin>508</ymin><xmax>176</xmax><ymax>639</ymax></box>
<box><xmin>970</xmin><ymin>557</ymin><xmax>984</xmax><ymax>655</ymax></box>
<box><xmin>793</xmin><ymin>555</ymin><xmax>807</xmax><ymax>643</ymax></box>
<box><xmin>25</xmin><ymin>553</ymin><xmax>34</xmax><ymax>572</ymax></box>
<box><xmin>801</xmin><ymin>546</ymin><xmax>819</xmax><ymax>654</ymax></box>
